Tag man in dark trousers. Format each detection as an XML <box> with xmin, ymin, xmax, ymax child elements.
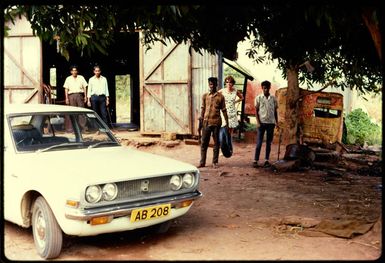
<box><xmin>253</xmin><ymin>80</ymin><xmax>278</xmax><ymax>168</ymax></box>
<box><xmin>87</xmin><ymin>65</ymin><xmax>110</xmax><ymax>126</ymax></box>
<box><xmin>198</xmin><ymin>77</ymin><xmax>229</xmax><ymax>169</ymax></box>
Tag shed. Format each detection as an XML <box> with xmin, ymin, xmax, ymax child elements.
<box><xmin>140</xmin><ymin>33</ymin><xmax>221</xmax><ymax>135</ymax></box>
<box><xmin>3</xmin><ymin>16</ymin><xmax>221</xmax><ymax>136</ymax></box>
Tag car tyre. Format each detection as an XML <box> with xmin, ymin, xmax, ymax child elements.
<box><xmin>32</xmin><ymin>196</ymin><xmax>63</xmax><ymax>259</ymax></box>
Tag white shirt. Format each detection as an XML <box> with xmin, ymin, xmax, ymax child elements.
<box><xmin>255</xmin><ymin>94</ymin><xmax>278</xmax><ymax>124</ymax></box>
<box><xmin>87</xmin><ymin>75</ymin><xmax>109</xmax><ymax>98</ymax></box>
<box><xmin>63</xmin><ymin>75</ymin><xmax>88</xmax><ymax>94</ymax></box>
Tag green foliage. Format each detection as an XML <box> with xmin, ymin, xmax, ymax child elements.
<box><xmin>5</xmin><ymin>5</ymin><xmax>117</xmax><ymax>61</ymax></box>
<box><xmin>3</xmin><ymin>4</ymin><xmax>382</xmax><ymax>93</ymax></box>
<box><xmin>246</xmin><ymin>3</ymin><xmax>382</xmax><ymax>93</ymax></box>
<box><xmin>223</xmin><ymin>66</ymin><xmax>245</xmax><ymax>90</ymax></box>
<box><xmin>224</xmin><ymin>66</ymin><xmax>244</xmax><ymax>81</ymax></box>
<box><xmin>244</xmin><ymin>122</ymin><xmax>257</xmax><ymax>132</ymax></box>
<box><xmin>115</xmin><ymin>75</ymin><xmax>130</xmax><ymax>101</ymax></box>
<box><xmin>345</xmin><ymin>108</ymin><xmax>382</xmax><ymax>146</ymax></box>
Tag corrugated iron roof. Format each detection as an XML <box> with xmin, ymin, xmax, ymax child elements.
<box><xmin>223</xmin><ymin>57</ymin><xmax>255</xmax><ymax>80</ymax></box>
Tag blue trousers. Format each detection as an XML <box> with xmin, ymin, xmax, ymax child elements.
<box><xmin>91</xmin><ymin>95</ymin><xmax>108</xmax><ymax>126</ymax></box>
<box><xmin>254</xmin><ymin>123</ymin><xmax>275</xmax><ymax>161</ymax></box>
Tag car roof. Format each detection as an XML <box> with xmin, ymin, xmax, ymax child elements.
<box><xmin>4</xmin><ymin>103</ymin><xmax>94</xmax><ymax>115</ymax></box>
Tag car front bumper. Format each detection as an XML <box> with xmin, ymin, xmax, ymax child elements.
<box><xmin>62</xmin><ymin>191</ymin><xmax>202</xmax><ymax>236</ymax></box>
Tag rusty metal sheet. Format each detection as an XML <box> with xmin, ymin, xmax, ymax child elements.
<box><xmin>244</xmin><ymin>80</ymin><xmax>279</xmax><ymax>116</ymax></box>
<box><xmin>276</xmin><ymin>87</ymin><xmax>344</xmax><ymax>144</ymax></box>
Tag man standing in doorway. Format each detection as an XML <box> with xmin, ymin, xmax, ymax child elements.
<box><xmin>64</xmin><ymin>65</ymin><xmax>88</xmax><ymax>107</ymax></box>
<box><xmin>199</xmin><ymin>77</ymin><xmax>229</xmax><ymax>169</ymax></box>
<box><xmin>63</xmin><ymin>65</ymin><xmax>88</xmax><ymax>131</ymax></box>
<box><xmin>87</xmin><ymin>65</ymin><xmax>110</xmax><ymax>126</ymax></box>
<box><xmin>253</xmin><ymin>80</ymin><xmax>278</xmax><ymax>168</ymax></box>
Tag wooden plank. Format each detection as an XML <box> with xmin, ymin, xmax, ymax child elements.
<box><xmin>144</xmin><ymin>85</ymin><xmax>188</xmax><ymax>130</ymax></box>
<box><xmin>164</xmin><ymin>84</ymin><xmax>189</xmax><ymax>132</ymax></box>
<box><xmin>140</xmin><ymin>132</ymin><xmax>162</xmax><ymax>137</ymax></box>
<box><xmin>187</xmin><ymin>51</ymin><xmax>192</xmax><ymax>134</ymax></box>
<box><xmin>145</xmin><ymin>80</ymin><xmax>188</xmax><ymax>84</ymax></box>
<box><xmin>4</xmin><ymin>85</ymin><xmax>35</xmax><ymax>89</ymax></box>
<box><xmin>4</xmin><ymin>48</ymin><xmax>39</xmax><ymax>85</ymax></box>
<box><xmin>24</xmin><ymin>88</ymin><xmax>39</xmax><ymax>103</ymax></box>
<box><xmin>144</xmin><ymin>43</ymin><xmax>179</xmax><ymax>81</ymax></box>
<box><xmin>139</xmin><ymin>33</ymin><xmax>144</xmax><ymax>133</ymax></box>
<box><xmin>143</xmin><ymin>85</ymin><xmax>165</xmax><ymax>131</ymax></box>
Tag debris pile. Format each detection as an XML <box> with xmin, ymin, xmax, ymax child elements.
<box><xmin>272</xmin><ymin>142</ymin><xmax>382</xmax><ymax>177</ymax></box>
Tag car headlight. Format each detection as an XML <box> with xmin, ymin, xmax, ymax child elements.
<box><xmin>85</xmin><ymin>185</ymin><xmax>102</xmax><ymax>203</ymax></box>
<box><xmin>182</xmin><ymin>173</ymin><xmax>195</xmax><ymax>188</ymax></box>
<box><xmin>170</xmin><ymin>175</ymin><xmax>182</xmax><ymax>190</ymax></box>
<box><xmin>102</xmin><ymin>183</ymin><xmax>118</xmax><ymax>201</ymax></box>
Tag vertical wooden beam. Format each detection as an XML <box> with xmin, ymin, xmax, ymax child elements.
<box><xmin>239</xmin><ymin>77</ymin><xmax>248</xmax><ymax>139</ymax></box>
<box><xmin>188</xmin><ymin>46</ymin><xmax>193</xmax><ymax>134</ymax></box>
<box><xmin>139</xmin><ymin>32</ymin><xmax>144</xmax><ymax>133</ymax></box>
<box><xmin>20</xmin><ymin>37</ymin><xmax>24</xmax><ymax>85</ymax></box>
<box><xmin>39</xmin><ymin>39</ymin><xmax>43</xmax><ymax>103</ymax></box>
<box><xmin>161</xmin><ymin>43</ymin><xmax>166</xmax><ymax>131</ymax></box>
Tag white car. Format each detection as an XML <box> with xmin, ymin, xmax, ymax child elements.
<box><xmin>3</xmin><ymin>103</ymin><xmax>202</xmax><ymax>259</ymax></box>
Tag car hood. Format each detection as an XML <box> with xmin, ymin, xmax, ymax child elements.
<box><xmin>31</xmin><ymin>146</ymin><xmax>198</xmax><ymax>185</ymax></box>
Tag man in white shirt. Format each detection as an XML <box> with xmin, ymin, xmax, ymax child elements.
<box><xmin>253</xmin><ymin>80</ymin><xmax>278</xmax><ymax>168</ymax></box>
<box><xmin>63</xmin><ymin>65</ymin><xmax>88</xmax><ymax>131</ymax></box>
<box><xmin>63</xmin><ymin>65</ymin><xmax>88</xmax><ymax>107</ymax></box>
<box><xmin>87</xmin><ymin>65</ymin><xmax>110</xmax><ymax>126</ymax></box>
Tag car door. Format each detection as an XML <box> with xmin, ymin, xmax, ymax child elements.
<box><xmin>3</xmin><ymin>118</ymin><xmax>28</xmax><ymax>226</ymax></box>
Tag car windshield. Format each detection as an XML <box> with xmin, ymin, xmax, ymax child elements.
<box><xmin>9</xmin><ymin>111</ymin><xmax>120</xmax><ymax>152</ymax></box>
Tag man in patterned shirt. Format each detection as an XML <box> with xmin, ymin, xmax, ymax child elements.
<box><xmin>198</xmin><ymin>77</ymin><xmax>229</xmax><ymax>169</ymax></box>
<box><xmin>253</xmin><ymin>80</ymin><xmax>278</xmax><ymax>168</ymax></box>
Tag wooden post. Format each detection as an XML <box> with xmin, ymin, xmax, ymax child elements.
<box><xmin>239</xmin><ymin>77</ymin><xmax>248</xmax><ymax>139</ymax></box>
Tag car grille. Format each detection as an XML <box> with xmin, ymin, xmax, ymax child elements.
<box><xmin>116</xmin><ymin>176</ymin><xmax>173</xmax><ymax>200</ymax></box>
<box><xmin>84</xmin><ymin>173</ymin><xmax>197</xmax><ymax>208</ymax></box>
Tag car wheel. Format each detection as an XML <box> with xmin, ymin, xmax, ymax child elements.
<box><xmin>32</xmin><ymin>196</ymin><xmax>63</xmax><ymax>259</ymax></box>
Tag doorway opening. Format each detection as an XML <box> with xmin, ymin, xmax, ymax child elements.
<box><xmin>42</xmin><ymin>32</ymin><xmax>140</xmax><ymax>130</ymax></box>
<box><xmin>115</xmin><ymin>74</ymin><xmax>131</xmax><ymax>123</ymax></box>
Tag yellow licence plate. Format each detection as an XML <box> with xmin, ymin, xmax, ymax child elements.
<box><xmin>130</xmin><ymin>204</ymin><xmax>171</xmax><ymax>222</ymax></box>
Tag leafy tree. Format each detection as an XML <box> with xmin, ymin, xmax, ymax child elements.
<box><xmin>3</xmin><ymin>3</ymin><xmax>382</xmax><ymax>143</ymax></box>
<box><xmin>345</xmin><ymin>108</ymin><xmax>382</xmax><ymax>145</ymax></box>
<box><xmin>244</xmin><ymin>2</ymin><xmax>382</xmax><ymax>143</ymax></box>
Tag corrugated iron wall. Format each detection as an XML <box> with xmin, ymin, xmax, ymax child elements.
<box><xmin>191</xmin><ymin>50</ymin><xmax>220</xmax><ymax>135</ymax></box>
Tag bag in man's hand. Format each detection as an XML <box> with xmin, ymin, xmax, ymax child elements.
<box><xmin>219</xmin><ymin>127</ymin><xmax>233</xmax><ymax>158</ymax></box>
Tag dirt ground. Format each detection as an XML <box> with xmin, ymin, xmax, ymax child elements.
<box><xmin>3</xmin><ymin>135</ymin><xmax>382</xmax><ymax>260</ymax></box>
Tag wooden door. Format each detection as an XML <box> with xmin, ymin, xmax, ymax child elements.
<box><xmin>140</xmin><ymin>36</ymin><xmax>192</xmax><ymax>134</ymax></box>
<box><xmin>4</xmin><ymin>16</ymin><xmax>42</xmax><ymax>104</ymax></box>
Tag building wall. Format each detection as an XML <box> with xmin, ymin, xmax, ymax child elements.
<box><xmin>4</xmin><ymin>16</ymin><xmax>42</xmax><ymax>104</ymax></box>
<box><xmin>140</xmin><ymin>32</ymin><xmax>220</xmax><ymax>135</ymax></box>
<box><xmin>191</xmin><ymin>50</ymin><xmax>220</xmax><ymax>135</ymax></box>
